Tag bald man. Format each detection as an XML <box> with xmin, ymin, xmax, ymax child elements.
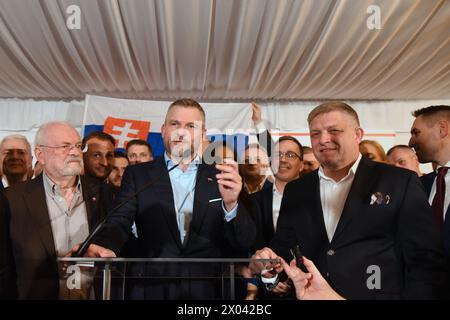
<box><xmin>386</xmin><ymin>145</ymin><xmax>422</xmax><ymax>176</ymax></box>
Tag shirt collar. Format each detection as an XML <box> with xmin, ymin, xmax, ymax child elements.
<box><xmin>43</xmin><ymin>171</ymin><xmax>82</xmax><ymax>197</ymax></box>
<box><xmin>164</xmin><ymin>152</ymin><xmax>201</xmax><ymax>171</ymax></box>
<box><xmin>435</xmin><ymin>161</ymin><xmax>450</xmax><ymax>173</ymax></box>
<box><xmin>318</xmin><ymin>153</ymin><xmax>362</xmax><ymax>183</ymax></box>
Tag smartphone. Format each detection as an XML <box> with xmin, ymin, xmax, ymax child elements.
<box><xmin>290</xmin><ymin>245</ymin><xmax>308</xmax><ymax>273</ymax></box>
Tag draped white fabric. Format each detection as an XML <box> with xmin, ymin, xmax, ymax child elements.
<box><xmin>0</xmin><ymin>0</ymin><xmax>448</xmax><ymax>100</ymax></box>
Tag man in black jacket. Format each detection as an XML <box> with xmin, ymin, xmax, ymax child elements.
<box><xmin>251</xmin><ymin>101</ymin><xmax>447</xmax><ymax>299</ymax></box>
<box><xmin>74</xmin><ymin>99</ymin><xmax>256</xmax><ymax>300</ymax></box>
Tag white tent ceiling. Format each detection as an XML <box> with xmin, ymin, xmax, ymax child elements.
<box><xmin>0</xmin><ymin>0</ymin><xmax>449</xmax><ymax>101</ymax></box>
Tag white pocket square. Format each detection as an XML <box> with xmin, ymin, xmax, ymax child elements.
<box><xmin>370</xmin><ymin>192</ymin><xmax>391</xmax><ymax>205</ymax></box>
<box><xmin>209</xmin><ymin>198</ymin><xmax>222</xmax><ymax>203</ymax></box>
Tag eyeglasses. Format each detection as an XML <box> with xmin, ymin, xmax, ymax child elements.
<box><xmin>39</xmin><ymin>143</ymin><xmax>85</xmax><ymax>153</ymax></box>
<box><xmin>273</xmin><ymin>151</ymin><xmax>300</xmax><ymax>160</ymax></box>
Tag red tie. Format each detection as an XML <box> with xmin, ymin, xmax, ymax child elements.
<box><xmin>432</xmin><ymin>167</ymin><xmax>449</xmax><ymax>228</ymax></box>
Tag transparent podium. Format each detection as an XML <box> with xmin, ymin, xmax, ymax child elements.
<box><xmin>57</xmin><ymin>257</ymin><xmax>275</xmax><ymax>300</ymax></box>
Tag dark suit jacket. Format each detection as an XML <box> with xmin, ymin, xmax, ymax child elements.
<box><xmin>3</xmin><ymin>174</ymin><xmax>113</xmax><ymax>299</ymax></box>
<box><xmin>0</xmin><ymin>192</ymin><xmax>16</xmax><ymax>299</ymax></box>
<box><xmin>93</xmin><ymin>156</ymin><xmax>256</xmax><ymax>299</ymax></box>
<box><xmin>249</xmin><ymin>181</ymin><xmax>275</xmax><ymax>251</ymax></box>
<box><xmin>270</xmin><ymin>157</ymin><xmax>447</xmax><ymax>299</ymax></box>
<box><xmin>421</xmin><ymin>172</ymin><xmax>450</xmax><ymax>256</ymax></box>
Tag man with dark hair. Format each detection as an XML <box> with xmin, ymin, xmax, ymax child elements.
<box><xmin>82</xmin><ymin>131</ymin><xmax>115</xmax><ymax>181</ymax></box>
<box><xmin>240</xmin><ymin>143</ymin><xmax>272</xmax><ymax>194</ymax></box>
<box><xmin>386</xmin><ymin>145</ymin><xmax>422</xmax><ymax>176</ymax></box>
<box><xmin>126</xmin><ymin>139</ymin><xmax>153</xmax><ymax>165</ymax></box>
<box><xmin>251</xmin><ymin>101</ymin><xmax>447</xmax><ymax>299</ymax></box>
<box><xmin>71</xmin><ymin>99</ymin><xmax>256</xmax><ymax>300</ymax></box>
<box><xmin>301</xmin><ymin>146</ymin><xmax>320</xmax><ymax>175</ymax></box>
<box><xmin>108</xmin><ymin>151</ymin><xmax>129</xmax><ymax>189</ymax></box>
<box><xmin>409</xmin><ymin>105</ymin><xmax>450</xmax><ymax>257</ymax></box>
<box><xmin>252</xmin><ymin>136</ymin><xmax>304</xmax><ymax>250</ymax></box>
<box><xmin>246</xmin><ymin>136</ymin><xmax>304</xmax><ymax>299</ymax></box>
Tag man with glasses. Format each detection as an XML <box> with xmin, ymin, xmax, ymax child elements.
<box><xmin>246</xmin><ymin>136</ymin><xmax>303</xmax><ymax>299</ymax></box>
<box><xmin>252</xmin><ymin>136</ymin><xmax>304</xmax><ymax>250</ymax></box>
<box><xmin>1</xmin><ymin>121</ymin><xmax>113</xmax><ymax>299</ymax></box>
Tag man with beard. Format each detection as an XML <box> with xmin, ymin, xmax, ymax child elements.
<box><xmin>250</xmin><ymin>101</ymin><xmax>447</xmax><ymax>299</ymax></box>
<box><xmin>409</xmin><ymin>105</ymin><xmax>450</xmax><ymax>258</ymax></box>
<box><xmin>71</xmin><ymin>99</ymin><xmax>256</xmax><ymax>300</ymax></box>
<box><xmin>0</xmin><ymin>135</ymin><xmax>33</xmax><ymax>189</ymax></box>
<box><xmin>1</xmin><ymin>121</ymin><xmax>113</xmax><ymax>299</ymax></box>
<box><xmin>82</xmin><ymin>131</ymin><xmax>115</xmax><ymax>182</ymax></box>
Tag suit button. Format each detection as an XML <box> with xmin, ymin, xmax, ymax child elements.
<box><xmin>327</xmin><ymin>249</ymin><xmax>335</xmax><ymax>256</ymax></box>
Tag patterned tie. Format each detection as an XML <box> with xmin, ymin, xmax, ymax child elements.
<box><xmin>432</xmin><ymin>167</ymin><xmax>449</xmax><ymax>228</ymax></box>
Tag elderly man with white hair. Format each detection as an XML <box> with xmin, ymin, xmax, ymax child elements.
<box><xmin>1</xmin><ymin>121</ymin><xmax>113</xmax><ymax>299</ymax></box>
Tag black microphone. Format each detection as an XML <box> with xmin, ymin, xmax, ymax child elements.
<box><xmin>72</xmin><ymin>149</ymin><xmax>193</xmax><ymax>257</ymax></box>
<box><xmin>290</xmin><ymin>245</ymin><xmax>308</xmax><ymax>273</ymax></box>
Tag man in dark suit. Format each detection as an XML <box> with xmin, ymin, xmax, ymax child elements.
<box><xmin>251</xmin><ymin>136</ymin><xmax>304</xmax><ymax>250</ymax></box>
<box><xmin>409</xmin><ymin>105</ymin><xmax>450</xmax><ymax>256</ymax></box>
<box><xmin>0</xmin><ymin>192</ymin><xmax>16</xmax><ymax>299</ymax></box>
<box><xmin>247</xmin><ymin>136</ymin><xmax>303</xmax><ymax>299</ymax></box>
<box><xmin>251</xmin><ymin>101</ymin><xmax>447</xmax><ymax>299</ymax></box>
<box><xmin>76</xmin><ymin>99</ymin><xmax>256</xmax><ymax>300</ymax></box>
<box><xmin>2</xmin><ymin>121</ymin><xmax>113</xmax><ymax>299</ymax></box>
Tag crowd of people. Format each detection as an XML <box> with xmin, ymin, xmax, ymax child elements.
<box><xmin>0</xmin><ymin>99</ymin><xmax>450</xmax><ymax>300</ymax></box>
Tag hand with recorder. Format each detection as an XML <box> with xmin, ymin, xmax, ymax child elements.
<box><xmin>250</xmin><ymin>245</ymin><xmax>344</xmax><ymax>300</ymax></box>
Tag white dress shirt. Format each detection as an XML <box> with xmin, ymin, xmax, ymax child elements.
<box><xmin>428</xmin><ymin>160</ymin><xmax>450</xmax><ymax>221</ymax></box>
<box><xmin>318</xmin><ymin>154</ymin><xmax>362</xmax><ymax>242</ymax></box>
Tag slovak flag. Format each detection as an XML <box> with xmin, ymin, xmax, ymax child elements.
<box><xmin>82</xmin><ymin>95</ymin><xmax>254</xmax><ymax>157</ymax></box>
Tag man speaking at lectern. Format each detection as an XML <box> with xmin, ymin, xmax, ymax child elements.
<box><xmin>73</xmin><ymin>99</ymin><xmax>256</xmax><ymax>299</ymax></box>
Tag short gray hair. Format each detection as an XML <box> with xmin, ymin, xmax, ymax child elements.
<box><xmin>0</xmin><ymin>134</ymin><xmax>32</xmax><ymax>155</ymax></box>
<box><xmin>34</xmin><ymin>121</ymin><xmax>77</xmax><ymax>147</ymax></box>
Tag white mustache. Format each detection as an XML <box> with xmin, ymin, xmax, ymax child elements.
<box><xmin>65</xmin><ymin>157</ymin><xmax>82</xmax><ymax>165</ymax></box>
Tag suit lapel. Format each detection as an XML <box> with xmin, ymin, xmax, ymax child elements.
<box><xmin>263</xmin><ymin>182</ymin><xmax>275</xmax><ymax>238</ymax></box>
<box><xmin>332</xmin><ymin>157</ymin><xmax>377</xmax><ymax>244</ymax></box>
<box><xmin>24</xmin><ymin>175</ymin><xmax>56</xmax><ymax>257</ymax></box>
<box><xmin>190</xmin><ymin>163</ymin><xmax>216</xmax><ymax>240</ymax></box>
<box><xmin>420</xmin><ymin>172</ymin><xmax>436</xmax><ymax>197</ymax></box>
<box><xmin>80</xmin><ymin>175</ymin><xmax>101</xmax><ymax>232</ymax></box>
<box><xmin>311</xmin><ymin>173</ymin><xmax>329</xmax><ymax>241</ymax></box>
<box><xmin>157</xmin><ymin>157</ymin><xmax>184</xmax><ymax>248</ymax></box>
